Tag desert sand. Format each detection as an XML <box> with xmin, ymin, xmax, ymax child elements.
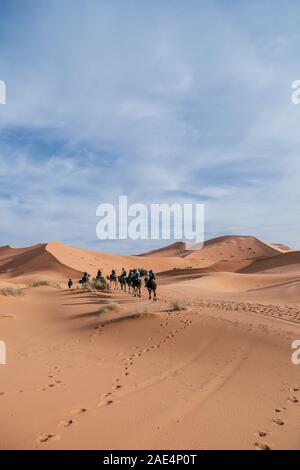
<box><xmin>1</xmin><ymin>235</ymin><xmax>300</xmax><ymax>450</ymax></box>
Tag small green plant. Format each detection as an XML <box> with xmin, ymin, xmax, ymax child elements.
<box><xmin>30</xmin><ymin>280</ymin><xmax>60</xmax><ymax>288</ymax></box>
<box><xmin>0</xmin><ymin>287</ymin><xmax>24</xmax><ymax>297</ymax></box>
<box><xmin>97</xmin><ymin>301</ymin><xmax>119</xmax><ymax>314</ymax></box>
<box><xmin>169</xmin><ymin>298</ymin><xmax>187</xmax><ymax>311</ymax></box>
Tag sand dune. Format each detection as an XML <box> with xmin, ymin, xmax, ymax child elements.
<box><xmin>267</xmin><ymin>242</ymin><xmax>293</xmax><ymax>253</ymax></box>
<box><xmin>240</xmin><ymin>250</ymin><xmax>300</xmax><ymax>275</ymax></box>
<box><xmin>141</xmin><ymin>236</ymin><xmax>282</xmax><ymax>268</ymax></box>
<box><xmin>183</xmin><ymin>235</ymin><xmax>282</xmax><ymax>267</ymax></box>
<box><xmin>139</xmin><ymin>241</ymin><xmax>188</xmax><ymax>257</ymax></box>
<box><xmin>1</xmin><ymin>235</ymin><xmax>300</xmax><ymax>450</ymax></box>
<box><xmin>0</xmin><ymin>244</ymin><xmax>81</xmax><ymax>283</ymax></box>
<box><xmin>0</xmin><ymin>235</ymin><xmax>288</xmax><ymax>285</ymax></box>
<box><xmin>0</xmin><ymin>242</ymin><xmax>192</xmax><ymax>284</ymax></box>
<box><xmin>46</xmin><ymin>241</ymin><xmax>189</xmax><ymax>276</ymax></box>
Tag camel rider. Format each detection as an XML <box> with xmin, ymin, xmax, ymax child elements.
<box><xmin>82</xmin><ymin>272</ymin><xmax>90</xmax><ymax>283</ymax></box>
<box><xmin>148</xmin><ymin>269</ymin><xmax>156</xmax><ymax>281</ymax></box>
<box><xmin>134</xmin><ymin>268</ymin><xmax>141</xmax><ymax>280</ymax></box>
<box><xmin>127</xmin><ymin>270</ymin><xmax>133</xmax><ymax>284</ymax></box>
<box><xmin>97</xmin><ymin>269</ymin><xmax>103</xmax><ymax>279</ymax></box>
<box><xmin>121</xmin><ymin>267</ymin><xmax>126</xmax><ymax>277</ymax></box>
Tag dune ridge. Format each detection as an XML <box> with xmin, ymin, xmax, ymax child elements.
<box><xmin>1</xmin><ymin>234</ymin><xmax>300</xmax><ymax>450</ymax></box>
<box><xmin>0</xmin><ymin>235</ymin><xmax>293</xmax><ymax>284</ymax></box>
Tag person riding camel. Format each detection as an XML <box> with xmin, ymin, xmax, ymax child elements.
<box><xmin>145</xmin><ymin>269</ymin><xmax>157</xmax><ymax>301</ymax></box>
<box><xmin>109</xmin><ymin>269</ymin><xmax>118</xmax><ymax>289</ymax></box>
<box><xmin>96</xmin><ymin>269</ymin><xmax>104</xmax><ymax>280</ymax></box>
<box><xmin>136</xmin><ymin>268</ymin><xmax>141</xmax><ymax>277</ymax></box>
<box><xmin>119</xmin><ymin>268</ymin><xmax>127</xmax><ymax>290</ymax></box>
<box><xmin>82</xmin><ymin>272</ymin><xmax>90</xmax><ymax>284</ymax></box>
<box><xmin>148</xmin><ymin>269</ymin><xmax>156</xmax><ymax>281</ymax></box>
<box><xmin>132</xmin><ymin>268</ymin><xmax>142</xmax><ymax>297</ymax></box>
<box><xmin>126</xmin><ymin>270</ymin><xmax>133</xmax><ymax>293</ymax></box>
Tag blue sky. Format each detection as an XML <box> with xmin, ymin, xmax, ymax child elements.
<box><xmin>0</xmin><ymin>0</ymin><xmax>299</xmax><ymax>253</ymax></box>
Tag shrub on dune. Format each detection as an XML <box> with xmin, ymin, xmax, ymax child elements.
<box><xmin>97</xmin><ymin>301</ymin><xmax>119</xmax><ymax>314</ymax></box>
<box><xmin>82</xmin><ymin>278</ymin><xmax>109</xmax><ymax>292</ymax></box>
<box><xmin>93</xmin><ymin>278</ymin><xmax>109</xmax><ymax>290</ymax></box>
<box><xmin>169</xmin><ymin>298</ymin><xmax>187</xmax><ymax>311</ymax></box>
<box><xmin>30</xmin><ymin>280</ymin><xmax>60</xmax><ymax>288</ymax></box>
<box><xmin>132</xmin><ymin>305</ymin><xmax>150</xmax><ymax>315</ymax></box>
<box><xmin>0</xmin><ymin>287</ymin><xmax>25</xmax><ymax>297</ymax></box>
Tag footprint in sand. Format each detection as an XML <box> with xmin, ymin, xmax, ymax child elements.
<box><xmin>273</xmin><ymin>418</ymin><xmax>285</xmax><ymax>426</ymax></box>
<box><xmin>71</xmin><ymin>408</ymin><xmax>87</xmax><ymax>414</ymax></box>
<box><xmin>97</xmin><ymin>399</ymin><xmax>114</xmax><ymax>408</ymax></box>
<box><xmin>112</xmin><ymin>384</ymin><xmax>122</xmax><ymax>390</ymax></box>
<box><xmin>288</xmin><ymin>396</ymin><xmax>298</xmax><ymax>404</ymax></box>
<box><xmin>100</xmin><ymin>392</ymin><xmax>111</xmax><ymax>399</ymax></box>
<box><xmin>254</xmin><ymin>441</ymin><xmax>271</xmax><ymax>450</ymax></box>
<box><xmin>257</xmin><ymin>431</ymin><xmax>268</xmax><ymax>437</ymax></box>
<box><xmin>59</xmin><ymin>419</ymin><xmax>77</xmax><ymax>428</ymax></box>
<box><xmin>36</xmin><ymin>433</ymin><xmax>59</xmax><ymax>443</ymax></box>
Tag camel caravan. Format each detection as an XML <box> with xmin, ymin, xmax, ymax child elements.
<box><xmin>77</xmin><ymin>267</ymin><xmax>157</xmax><ymax>301</ymax></box>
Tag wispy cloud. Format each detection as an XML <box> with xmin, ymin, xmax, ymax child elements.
<box><xmin>0</xmin><ymin>0</ymin><xmax>299</xmax><ymax>252</ymax></box>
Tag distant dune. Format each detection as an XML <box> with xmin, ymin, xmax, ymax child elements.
<box><xmin>1</xmin><ymin>234</ymin><xmax>300</xmax><ymax>450</ymax></box>
<box><xmin>240</xmin><ymin>250</ymin><xmax>300</xmax><ymax>274</ymax></box>
<box><xmin>0</xmin><ymin>241</ymin><xmax>189</xmax><ymax>283</ymax></box>
<box><xmin>141</xmin><ymin>235</ymin><xmax>283</xmax><ymax>264</ymax></box>
<box><xmin>139</xmin><ymin>241</ymin><xmax>188</xmax><ymax>257</ymax></box>
<box><xmin>0</xmin><ymin>244</ymin><xmax>80</xmax><ymax>282</ymax></box>
<box><xmin>0</xmin><ymin>235</ymin><xmax>296</xmax><ymax>285</ymax></box>
<box><xmin>267</xmin><ymin>242</ymin><xmax>293</xmax><ymax>253</ymax></box>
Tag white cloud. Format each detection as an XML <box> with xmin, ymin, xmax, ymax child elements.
<box><xmin>0</xmin><ymin>0</ymin><xmax>299</xmax><ymax>250</ymax></box>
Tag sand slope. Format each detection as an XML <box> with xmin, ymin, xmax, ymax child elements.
<box><xmin>1</xmin><ymin>285</ymin><xmax>300</xmax><ymax>450</ymax></box>
<box><xmin>184</xmin><ymin>235</ymin><xmax>282</xmax><ymax>267</ymax></box>
<box><xmin>0</xmin><ymin>244</ymin><xmax>81</xmax><ymax>283</ymax></box>
<box><xmin>141</xmin><ymin>236</ymin><xmax>282</xmax><ymax>266</ymax></box>
<box><xmin>0</xmin><ymin>235</ymin><xmax>289</xmax><ymax>285</ymax></box>
<box><xmin>140</xmin><ymin>241</ymin><xmax>188</xmax><ymax>257</ymax></box>
<box><xmin>240</xmin><ymin>251</ymin><xmax>300</xmax><ymax>274</ymax></box>
<box><xmin>1</xmin><ymin>235</ymin><xmax>300</xmax><ymax>450</ymax></box>
<box><xmin>45</xmin><ymin>242</ymin><xmax>189</xmax><ymax>277</ymax></box>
